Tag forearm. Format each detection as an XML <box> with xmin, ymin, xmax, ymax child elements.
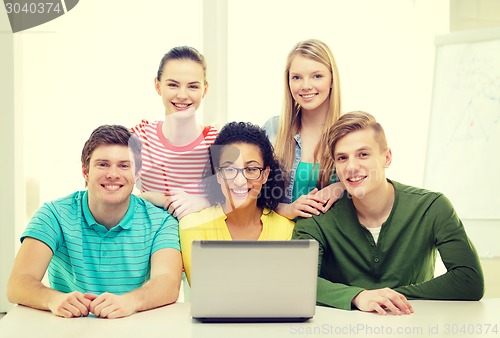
<box><xmin>7</xmin><ymin>274</ymin><xmax>62</xmax><ymax>311</ymax></box>
<box><xmin>317</xmin><ymin>277</ymin><xmax>364</xmax><ymax>310</ymax></box>
<box><xmin>138</xmin><ymin>192</ymin><xmax>167</xmax><ymax>208</ymax></box>
<box><xmin>395</xmin><ymin>266</ymin><xmax>484</xmax><ymax>301</ymax></box>
<box><xmin>125</xmin><ymin>273</ymin><xmax>181</xmax><ymax>312</ymax></box>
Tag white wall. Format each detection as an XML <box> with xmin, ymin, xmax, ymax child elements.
<box><xmin>0</xmin><ymin>6</ymin><xmax>18</xmax><ymax>314</ymax></box>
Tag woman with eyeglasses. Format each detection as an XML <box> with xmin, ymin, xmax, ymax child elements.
<box><xmin>179</xmin><ymin>122</ymin><xmax>295</xmax><ymax>285</ymax></box>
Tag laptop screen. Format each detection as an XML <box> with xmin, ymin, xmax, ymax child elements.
<box><xmin>190</xmin><ymin>239</ymin><xmax>318</xmax><ymax>322</ymax></box>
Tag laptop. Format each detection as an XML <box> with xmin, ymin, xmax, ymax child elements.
<box><xmin>190</xmin><ymin>239</ymin><xmax>319</xmax><ymax>322</ymax></box>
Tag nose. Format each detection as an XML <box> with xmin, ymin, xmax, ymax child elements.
<box><xmin>176</xmin><ymin>86</ymin><xmax>188</xmax><ymax>99</ymax></box>
<box><xmin>106</xmin><ymin>166</ymin><xmax>120</xmax><ymax>179</ymax></box>
<box><xmin>232</xmin><ymin>170</ymin><xmax>247</xmax><ymax>186</ymax></box>
<box><xmin>345</xmin><ymin>158</ymin><xmax>360</xmax><ymax>172</ymax></box>
<box><xmin>302</xmin><ymin>77</ymin><xmax>313</xmax><ymax>89</ymax></box>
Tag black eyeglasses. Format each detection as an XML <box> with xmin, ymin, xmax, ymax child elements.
<box><xmin>217</xmin><ymin>166</ymin><xmax>265</xmax><ymax>180</ymax></box>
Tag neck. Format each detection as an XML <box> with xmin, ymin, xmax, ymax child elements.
<box><xmin>223</xmin><ymin>203</ymin><xmax>263</xmax><ymax>228</ymax></box>
<box><xmin>162</xmin><ymin>115</ymin><xmax>203</xmax><ymax>147</ymax></box>
<box><xmin>88</xmin><ymin>197</ymin><xmax>130</xmax><ymax>230</ymax></box>
<box><xmin>352</xmin><ymin>180</ymin><xmax>394</xmax><ymax>228</ymax></box>
<box><xmin>300</xmin><ymin>107</ymin><xmax>328</xmax><ymax>129</ymax></box>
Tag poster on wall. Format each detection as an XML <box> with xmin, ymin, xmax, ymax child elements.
<box><xmin>425</xmin><ymin>28</ymin><xmax>500</xmax><ymax>220</ymax></box>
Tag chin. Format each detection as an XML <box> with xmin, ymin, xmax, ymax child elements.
<box><xmin>347</xmin><ymin>187</ymin><xmax>367</xmax><ymax>199</ymax></box>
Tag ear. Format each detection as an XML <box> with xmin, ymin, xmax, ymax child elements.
<box><xmin>154</xmin><ymin>77</ymin><xmax>161</xmax><ymax>95</ymax></box>
<box><xmin>134</xmin><ymin>169</ymin><xmax>140</xmax><ymax>183</ymax></box>
<box><xmin>384</xmin><ymin>148</ymin><xmax>392</xmax><ymax>168</ymax></box>
<box><xmin>82</xmin><ymin>165</ymin><xmax>89</xmax><ymax>183</ymax></box>
<box><xmin>261</xmin><ymin>166</ymin><xmax>270</xmax><ymax>184</ymax></box>
<box><xmin>202</xmin><ymin>81</ymin><xmax>209</xmax><ymax>98</ymax></box>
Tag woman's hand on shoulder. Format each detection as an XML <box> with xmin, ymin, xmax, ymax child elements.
<box><xmin>276</xmin><ymin>188</ymin><xmax>326</xmax><ymax>220</ymax></box>
<box><xmin>138</xmin><ymin>191</ymin><xmax>168</xmax><ymax>207</ymax></box>
<box><xmin>139</xmin><ymin>191</ymin><xmax>209</xmax><ymax>219</ymax></box>
<box><xmin>165</xmin><ymin>190</ymin><xmax>210</xmax><ymax>220</ymax></box>
<box><xmin>313</xmin><ymin>182</ymin><xmax>345</xmax><ymax>212</ymax></box>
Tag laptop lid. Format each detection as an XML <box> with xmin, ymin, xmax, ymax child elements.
<box><xmin>190</xmin><ymin>239</ymin><xmax>318</xmax><ymax>322</ymax></box>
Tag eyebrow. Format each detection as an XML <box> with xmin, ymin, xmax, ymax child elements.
<box><xmin>289</xmin><ymin>70</ymin><xmax>325</xmax><ymax>76</ymax></box>
<box><xmin>165</xmin><ymin>79</ymin><xmax>202</xmax><ymax>85</ymax></box>
<box><xmin>93</xmin><ymin>159</ymin><xmax>132</xmax><ymax>163</ymax></box>
<box><xmin>334</xmin><ymin>146</ymin><xmax>372</xmax><ymax>157</ymax></box>
<box><xmin>245</xmin><ymin>160</ymin><xmax>262</xmax><ymax>166</ymax></box>
<box><xmin>220</xmin><ymin>160</ymin><xmax>262</xmax><ymax>167</ymax></box>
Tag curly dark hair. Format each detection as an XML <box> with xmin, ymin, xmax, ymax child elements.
<box><xmin>203</xmin><ymin>121</ymin><xmax>286</xmax><ymax>211</ymax></box>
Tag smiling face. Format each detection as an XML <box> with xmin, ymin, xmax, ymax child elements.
<box><xmin>155</xmin><ymin>59</ymin><xmax>208</xmax><ymax>119</ymax></box>
<box><xmin>333</xmin><ymin>128</ymin><xmax>392</xmax><ymax>199</ymax></box>
<box><xmin>216</xmin><ymin>143</ymin><xmax>270</xmax><ymax>211</ymax></box>
<box><xmin>288</xmin><ymin>54</ymin><xmax>332</xmax><ymax>115</ymax></box>
<box><xmin>82</xmin><ymin>144</ymin><xmax>136</xmax><ymax>209</ymax></box>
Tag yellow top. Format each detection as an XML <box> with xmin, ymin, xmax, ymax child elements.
<box><xmin>179</xmin><ymin>205</ymin><xmax>295</xmax><ymax>285</ymax></box>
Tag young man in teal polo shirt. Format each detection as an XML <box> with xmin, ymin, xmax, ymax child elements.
<box><xmin>294</xmin><ymin>111</ymin><xmax>484</xmax><ymax>315</ymax></box>
<box><xmin>7</xmin><ymin>125</ymin><xmax>182</xmax><ymax>319</ymax></box>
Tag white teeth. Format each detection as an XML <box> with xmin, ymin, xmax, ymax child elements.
<box><xmin>104</xmin><ymin>185</ymin><xmax>120</xmax><ymax>191</ymax></box>
<box><xmin>231</xmin><ymin>189</ymin><xmax>248</xmax><ymax>195</ymax></box>
<box><xmin>174</xmin><ymin>103</ymin><xmax>190</xmax><ymax>108</ymax></box>
<box><xmin>349</xmin><ymin>177</ymin><xmax>364</xmax><ymax>182</ymax></box>
<box><xmin>301</xmin><ymin>94</ymin><xmax>316</xmax><ymax>99</ymax></box>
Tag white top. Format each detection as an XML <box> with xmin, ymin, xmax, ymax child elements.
<box><xmin>367</xmin><ymin>226</ymin><xmax>382</xmax><ymax>243</ymax></box>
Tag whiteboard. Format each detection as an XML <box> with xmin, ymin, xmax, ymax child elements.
<box><xmin>424</xmin><ymin>28</ymin><xmax>500</xmax><ymax>220</ymax></box>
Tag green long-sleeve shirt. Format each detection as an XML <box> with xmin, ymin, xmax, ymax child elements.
<box><xmin>293</xmin><ymin>180</ymin><xmax>484</xmax><ymax>310</ymax></box>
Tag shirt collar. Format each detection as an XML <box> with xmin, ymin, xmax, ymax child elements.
<box><xmin>293</xmin><ymin>133</ymin><xmax>302</xmax><ymax>148</ymax></box>
<box><xmin>82</xmin><ymin>191</ymin><xmax>135</xmax><ymax>231</ymax></box>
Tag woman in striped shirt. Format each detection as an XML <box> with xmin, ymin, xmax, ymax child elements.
<box><xmin>132</xmin><ymin>46</ymin><xmax>218</xmax><ymax>220</ymax></box>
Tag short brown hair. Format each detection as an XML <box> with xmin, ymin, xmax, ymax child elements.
<box><xmin>81</xmin><ymin>125</ymin><xmax>142</xmax><ymax>175</ymax></box>
<box><xmin>327</xmin><ymin>111</ymin><xmax>388</xmax><ymax>159</ymax></box>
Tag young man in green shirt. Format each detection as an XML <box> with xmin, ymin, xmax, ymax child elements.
<box><xmin>293</xmin><ymin>111</ymin><xmax>484</xmax><ymax>315</ymax></box>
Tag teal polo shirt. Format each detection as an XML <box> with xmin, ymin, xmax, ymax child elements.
<box><xmin>21</xmin><ymin>191</ymin><xmax>180</xmax><ymax>295</ymax></box>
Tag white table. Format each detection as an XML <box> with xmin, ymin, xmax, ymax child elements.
<box><xmin>1</xmin><ymin>299</ymin><xmax>499</xmax><ymax>338</ymax></box>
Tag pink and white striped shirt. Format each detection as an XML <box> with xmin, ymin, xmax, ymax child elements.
<box><xmin>131</xmin><ymin>120</ymin><xmax>218</xmax><ymax>195</ymax></box>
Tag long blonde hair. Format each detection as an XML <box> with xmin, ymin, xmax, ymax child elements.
<box><xmin>274</xmin><ymin>39</ymin><xmax>342</xmax><ymax>188</ymax></box>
